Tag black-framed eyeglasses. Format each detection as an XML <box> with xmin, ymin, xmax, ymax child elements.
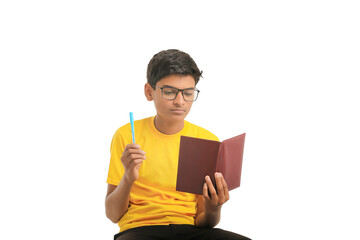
<box><xmin>152</xmin><ymin>85</ymin><xmax>200</xmax><ymax>102</ymax></box>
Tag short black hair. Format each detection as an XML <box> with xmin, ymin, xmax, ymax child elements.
<box><xmin>147</xmin><ymin>49</ymin><xmax>203</xmax><ymax>88</ymax></box>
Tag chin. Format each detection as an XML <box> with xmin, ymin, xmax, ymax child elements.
<box><xmin>169</xmin><ymin>112</ymin><xmax>188</xmax><ymax>120</ymax></box>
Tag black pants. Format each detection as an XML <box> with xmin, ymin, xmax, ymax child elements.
<box><xmin>114</xmin><ymin>224</ymin><xmax>251</xmax><ymax>240</ymax></box>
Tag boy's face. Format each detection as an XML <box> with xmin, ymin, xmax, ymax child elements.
<box><xmin>145</xmin><ymin>74</ymin><xmax>196</xmax><ymax>123</ymax></box>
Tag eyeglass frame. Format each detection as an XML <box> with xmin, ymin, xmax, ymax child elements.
<box><xmin>151</xmin><ymin>85</ymin><xmax>200</xmax><ymax>102</ymax></box>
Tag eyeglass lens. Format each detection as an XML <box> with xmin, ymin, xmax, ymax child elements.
<box><xmin>162</xmin><ymin>87</ymin><xmax>198</xmax><ymax>101</ymax></box>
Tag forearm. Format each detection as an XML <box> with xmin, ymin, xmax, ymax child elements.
<box><xmin>105</xmin><ymin>177</ymin><xmax>133</xmax><ymax>223</ymax></box>
<box><xmin>195</xmin><ymin>207</ymin><xmax>221</xmax><ymax>228</ymax></box>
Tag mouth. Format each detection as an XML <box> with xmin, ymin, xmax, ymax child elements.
<box><xmin>170</xmin><ymin>108</ymin><xmax>186</xmax><ymax>114</ymax></box>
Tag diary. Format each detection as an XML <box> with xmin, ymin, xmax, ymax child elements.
<box><xmin>176</xmin><ymin>133</ymin><xmax>246</xmax><ymax>195</ymax></box>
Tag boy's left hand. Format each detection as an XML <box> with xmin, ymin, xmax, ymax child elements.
<box><xmin>203</xmin><ymin>172</ymin><xmax>230</xmax><ymax>213</ymax></box>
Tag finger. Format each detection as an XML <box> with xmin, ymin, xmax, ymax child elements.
<box><xmin>128</xmin><ymin>148</ymin><xmax>146</xmax><ymax>156</ymax></box>
<box><xmin>124</xmin><ymin>154</ymin><xmax>146</xmax><ymax>166</ymax></box>
<box><xmin>129</xmin><ymin>159</ymin><xmax>144</xmax><ymax>169</ymax></box>
<box><xmin>122</xmin><ymin>144</ymin><xmax>141</xmax><ymax>158</ymax></box>
<box><xmin>124</xmin><ymin>148</ymin><xmax>146</xmax><ymax>159</ymax></box>
<box><xmin>215</xmin><ymin>172</ymin><xmax>225</xmax><ymax>202</ymax></box>
<box><xmin>124</xmin><ymin>143</ymin><xmax>141</xmax><ymax>150</ymax></box>
<box><xmin>129</xmin><ymin>153</ymin><xmax>146</xmax><ymax>160</ymax></box>
<box><xmin>220</xmin><ymin>173</ymin><xmax>230</xmax><ymax>201</ymax></box>
<box><xmin>203</xmin><ymin>182</ymin><xmax>210</xmax><ymax>200</ymax></box>
<box><xmin>122</xmin><ymin>151</ymin><xmax>146</xmax><ymax>167</ymax></box>
<box><xmin>205</xmin><ymin>175</ymin><xmax>217</xmax><ymax>200</ymax></box>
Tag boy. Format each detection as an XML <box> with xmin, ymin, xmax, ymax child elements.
<box><xmin>105</xmin><ymin>49</ymin><xmax>250</xmax><ymax>240</ymax></box>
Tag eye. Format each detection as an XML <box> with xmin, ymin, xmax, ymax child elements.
<box><xmin>163</xmin><ymin>88</ymin><xmax>177</xmax><ymax>95</ymax></box>
<box><xmin>184</xmin><ymin>90</ymin><xmax>194</xmax><ymax>97</ymax></box>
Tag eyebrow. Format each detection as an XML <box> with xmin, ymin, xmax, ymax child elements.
<box><xmin>160</xmin><ymin>85</ymin><xmax>196</xmax><ymax>90</ymax></box>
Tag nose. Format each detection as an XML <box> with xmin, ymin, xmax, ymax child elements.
<box><xmin>173</xmin><ymin>91</ymin><xmax>185</xmax><ymax>105</ymax></box>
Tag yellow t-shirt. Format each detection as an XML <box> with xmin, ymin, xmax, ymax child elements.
<box><xmin>107</xmin><ymin>116</ymin><xmax>219</xmax><ymax>232</ymax></box>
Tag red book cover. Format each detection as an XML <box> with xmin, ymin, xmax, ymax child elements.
<box><xmin>176</xmin><ymin>133</ymin><xmax>246</xmax><ymax>195</ymax></box>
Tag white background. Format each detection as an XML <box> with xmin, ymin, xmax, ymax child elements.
<box><xmin>1</xmin><ymin>1</ymin><xmax>359</xmax><ymax>239</ymax></box>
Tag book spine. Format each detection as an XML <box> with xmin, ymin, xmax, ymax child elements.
<box><xmin>215</xmin><ymin>142</ymin><xmax>223</xmax><ymax>172</ymax></box>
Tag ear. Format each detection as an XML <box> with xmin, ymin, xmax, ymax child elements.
<box><xmin>144</xmin><ymin>83</ymin><xmax>153</xmax><ymax>101</ymax></box>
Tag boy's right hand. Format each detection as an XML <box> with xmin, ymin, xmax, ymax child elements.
<box><xmin>121</xmin><ymin>144</ymin><xmax>146</xmax><ymax>184</ymax></box>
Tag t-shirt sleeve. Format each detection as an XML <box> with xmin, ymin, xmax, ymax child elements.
<box><xmin>106</xmin><ymin>129</ymin><xmax>127</xmax><ymax>186</ymax></box>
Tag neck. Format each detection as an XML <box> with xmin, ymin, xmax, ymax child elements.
<box><xmin>154</xmin><ymin>115</ymin><xmax>184</xmax><ymax>135</ymax></box>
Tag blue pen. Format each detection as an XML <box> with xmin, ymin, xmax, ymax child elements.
<box><xmin>130</xmin><ymin>112</ymin><xmax>135</xmax><ymax>143</ymax></box>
